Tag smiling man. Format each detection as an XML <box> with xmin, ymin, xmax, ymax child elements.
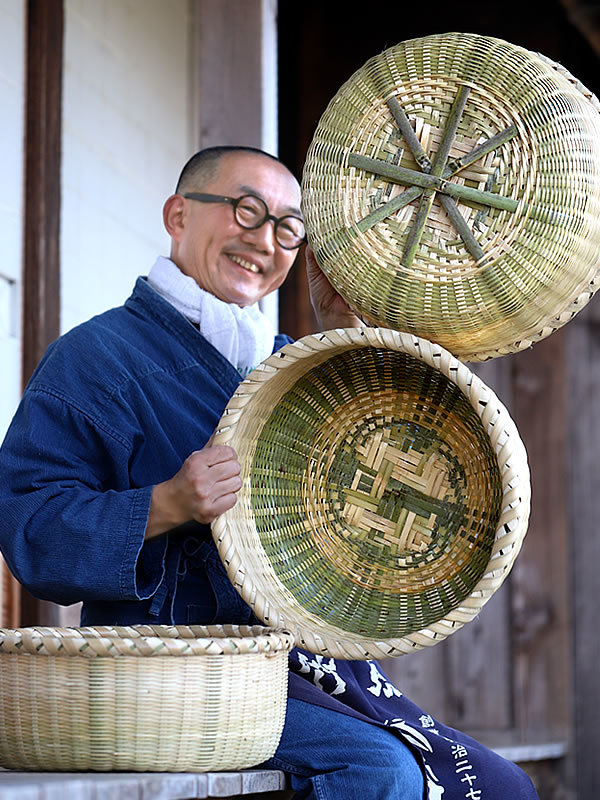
<box><xmin>169</xmin><ymin>149</ymin><xmax>303</xmax><ymax>306</ymax></box>
<box><xmin>0</xmin><ymin>146</ymin><xmax>538</xmax><ymax>800</ymax></box>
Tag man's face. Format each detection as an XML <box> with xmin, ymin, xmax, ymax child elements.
<box><xmin>170</xmin><ymin>153</ymin><xmax>302</xmax><ymax>307</ymax></box>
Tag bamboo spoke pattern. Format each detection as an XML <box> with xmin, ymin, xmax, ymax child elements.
<box><xmin>348</xmin><ymin>88</ymin><xmax>519</xmax><ymax>266</ymax></box>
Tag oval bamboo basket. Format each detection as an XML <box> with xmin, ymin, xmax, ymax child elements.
<box><xmin>301</xmin><ymin>32</ymin><xmax>600</xmax><ymax>361</ymax></box>
<box><xmin>0</xmin><ymin>624</ymin><xmax>294</xmax><ymax>772</ymax></box>
<box><xmin>213</xmin><ymin>329</ymin><xmax>530</xmax><ymax>660</ymax></box>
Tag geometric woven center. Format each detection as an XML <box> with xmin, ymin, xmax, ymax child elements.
<box><xmin>342</xmin><ymin>431</ymin><xmax>453</xmax><ymax>557</ymax></box>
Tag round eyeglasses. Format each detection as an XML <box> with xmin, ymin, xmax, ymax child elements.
<box><xmin>183</xmin><ymin>192</ymin><xmax>306</xmax><ymax>250</ymax></box>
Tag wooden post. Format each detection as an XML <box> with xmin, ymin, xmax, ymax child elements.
<box><xmin>20</xmin><ymin>0</ymin><xmax>64</xmax><ymax>626</ymax></box>
<box><xmin>190</xmin><ymin>0</ymin><xmax>284</xmax><ymax>327</ymax></box>
<box><xmin>1</xmin><ymin>566</ymin><xmax>20</xmax><ymax>627</ymax></box>
<box><xmin>22</xmin><ymin>0</ymin><xmax>62</xmax><ymax>385</ymax></box>
<box><xmin>192</xmin><ymin>0</ymin><xmax>268</xmax><ymax>149</ymax></box>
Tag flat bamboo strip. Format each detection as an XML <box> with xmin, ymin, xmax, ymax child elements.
<box><xmin>446</xmin><ymin>124</ymin><xmax>519</xmax><ymax>174</ymax></box>
<box><xmin>348</xmin><ymin>154</ymin><xmax>519</xmax><ymax>212</ymax></box>
<box><xmin>402</xmin><ymin>194</ymin><xmax>437</xmax><ymax>265</ymax></box>
<box><xmin>356</xmin><ymin>187</ymin><xmax>424</xmax><ymax>232</ymax></box>
<box><xmin>387</xmin><ymin>96</ymin><xmax>432</xmax><ymax>170</ymax></box>
<box><xmin>432</xmin><ymin>85</ymin><xmax>472</xmax><ymax>171</ymax></box>
<box><xmin>439</xmin><ymin>194</ymin><xmax>487</xmax><ymax>263</ymax></box>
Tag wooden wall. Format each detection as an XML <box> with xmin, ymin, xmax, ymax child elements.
<box><xmin>566</xmin><ymin>302</ymin><xmax>600</xmax><ymax>794</ymax></box>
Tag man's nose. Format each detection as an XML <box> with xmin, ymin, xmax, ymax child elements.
<box><xmin>241</xmin><ymin>220</ymin><xmax>277</xmax><ymax>253</ymax></box>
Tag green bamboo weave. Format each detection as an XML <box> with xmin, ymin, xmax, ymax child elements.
<box><xmin>301</xmin><ymin>33</ymin><xmax>600</xmax><ymax>361</ymax></box>
<box><xmin>251</xmin><ymin>348</ymin><xmax>501</xmax><ymax>638</ymax></box>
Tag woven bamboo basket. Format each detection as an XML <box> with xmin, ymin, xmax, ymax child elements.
<box><xmin>0</xmin><ymin>624</ymin><xmax>293</xmax><ymax>772</ymax></box>
<box><xmin>302</xmin><ymin>32</ymin><xmax>600</xmax><ymax>361</ymax></box>
<box><xmin>212</xmin><ymin>329</ymin><xmax>530</xmax><ymax>660</ymax></box>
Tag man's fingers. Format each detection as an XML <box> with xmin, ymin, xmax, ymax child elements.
<box><xmin>190</xmin><ymin>445</ymin><xmax>239</xmax><ymax>467</ymax></box>
<box><xmin>215</xmin><ymin>475</ymin><xmax>243</xmax><ymax>496</ymax></box>
<box><xmin>210</xmin><ymin>493</ymin><xmax>239</xmax><ymax>517</ymax></box>
<box><xmin>193</xmin><ymin>458</ymin><xmax>241</xmax><ymax>487</ymax></box>
<box><xmin>205</xmin><ymin>444</ymin><xmax>238</xmax><ymax>465</ymax></box>
<box><xmin>188</xmin><ymin>464</ymin><xmax>242</xmax><ymax>513</ymax></box>
<box><xmin>211</xmin><ymin>459</ymin><xmax>242</xmax><ymax>481</ymax></box>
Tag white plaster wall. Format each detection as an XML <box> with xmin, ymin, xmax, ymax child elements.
<box><xmin>61</xmin><ymin>0</ymin><xmax>192</xmax><ymax>334</ymax></box>
<box><xmin>0</xmin><ymin>0</ymin><xmax>24</xmax><ymax>441</ymax></box>
<box><xmin>258</xmin><ymin>0</ymin><xmax>280</xmax><ymax>328</ymax></box>
<box><xmin>0</xmin><ymin>0</ymin><xmax>24</xmax><ymax>622</ymax></box>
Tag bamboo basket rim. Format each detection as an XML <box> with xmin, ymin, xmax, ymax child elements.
<box><xmin>0</xmin><ymin>624</ymin><xmax>295</xmax><ymax>658</ymax></box>
<box><xmin>212</xmin><ymin>328</ymin><xmax>531</xmax><ymax>660</ymax></box>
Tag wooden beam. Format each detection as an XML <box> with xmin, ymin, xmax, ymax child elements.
<box><xmin>559</xmin><ymin>0</ymin><xmax>600</xmax><ymax>57</ymax></box>
<box><xmin>192</xmin><ymin>0</ymin><xmax>266</xmax><ymax>149</ymax></box>
<box><xmin>509</xmin><ymin>332</ymin><xmax>571</xmax><ymax>741</ymax></box>
<box><xmin>444</xmin><ymin>357</ymin><xmax>514</xmax><ymax>731</ymax></box>
<box><xmin>20</xmin><ymin>0</ymin><xmax>64</xmax><ymax>627</ymax></box>
<box><xmin>22</xmin><ymin>0</ymin><xmax>62</xmax><ymax>385</ymax></box>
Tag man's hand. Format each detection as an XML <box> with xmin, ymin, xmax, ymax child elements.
<box><xmin>145</xmin><ymin>444</ymin><xmax>242</xmax><ymax>539</ymax></box>
<box><xmin>306</xmin><ymin>245</ymin><xmax>364</xmax><ymax>331</ymax></box>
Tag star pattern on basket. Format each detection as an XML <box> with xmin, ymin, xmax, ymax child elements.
<box><xmin>348</xmin><ymin>86</ymin><xmax>519</xmax><ymax>267</ymax></box>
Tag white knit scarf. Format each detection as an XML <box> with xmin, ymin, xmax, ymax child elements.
<box><xmin>147</xmin><ymin>256</ymin><xmax>275</xmax><ymax>377</ymax></box>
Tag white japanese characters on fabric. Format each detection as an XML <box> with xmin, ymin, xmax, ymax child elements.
<box><xmin>450</xmin><ymin>742</ymin><xmax>482</xmax><ymax>800</ymax></box>
<box><xmin>365</xmin><ymin>661</ymin><xmax>403</xmax><ymax>699</ymax></box>
<box><xmin>295</xmin><ymin>656</ymin><xmax>407</xmax><ymax>700</ymax></box>
<box><xmin>386</xmin><ymin>718</ymin><xmax>445</xmax><ymax>799</ymax></box>
<box><xmin>296</xmin><ymin>653</ymin><xmax>347</xmax><ymax>695</ymax></box>
<box><xmin>385</xmin><ymin>717</ymin><xmax>485</xmax><ymax>800</ymax></box>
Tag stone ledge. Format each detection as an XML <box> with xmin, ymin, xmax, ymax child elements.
<box><xmin>491</xmin><ymin>741</ymin><xmax>568</xmax><ymax>764</ymax></box>
<box><xmin>0</xmin><ymin>768</ymin><xmax>288</xmax><ymax>799</ymax></box>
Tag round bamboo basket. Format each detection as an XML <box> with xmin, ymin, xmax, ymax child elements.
<box><xmin>212</xmin><ymin>329</ymin><xmax>530</xmax><ymax>660</ymax></box>
<box><xmin>301</xmin><ymin>32</ymin><xmax>600</xmax><ymax>361</ymax></box>
<box><xmin>0</xmin><ymin>624</ymin><xmax>294</xmax><ymax>772</ymax></box>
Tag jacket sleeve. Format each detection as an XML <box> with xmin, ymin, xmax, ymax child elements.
<box><xmin>0</xmin><ymin>387</ymin><xmax>166</xmax><ymax>606</ymax></box>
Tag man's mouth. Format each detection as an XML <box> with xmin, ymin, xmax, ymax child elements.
<box><xmin>228</xmin><ymin>254</ymin><xmax>262</xmax><ymax>274</ymax></box>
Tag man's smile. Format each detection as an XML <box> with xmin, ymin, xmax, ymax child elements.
<box><xmin>227</xmin><ymin>253</ymin><xmax>263</xmax><ymax>274</ymax></box>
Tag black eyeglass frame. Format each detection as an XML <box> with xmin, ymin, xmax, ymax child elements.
<box><xmin>183</xmin><ymin>192</ymin><xmax>306</xmax><ymax>250</ymax></box>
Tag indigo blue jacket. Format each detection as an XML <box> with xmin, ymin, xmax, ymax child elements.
<box><xmin>0</xmin><ymin>276</ymin><xmax>291</xmax><ymax>626</ymax></box>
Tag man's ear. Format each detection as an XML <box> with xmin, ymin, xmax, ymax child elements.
<box><xmin>163</xmin><ymin>194</ymin><xmax>186</xmax><ymax>240</ymax></box>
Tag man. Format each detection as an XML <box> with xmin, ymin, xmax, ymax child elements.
<box><xmin>0</xmin><ymin>147</ymin><xmax>537</xmax><ymax>799</ymax></box>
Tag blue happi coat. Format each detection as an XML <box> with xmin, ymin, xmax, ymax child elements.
<box><xmin>0</xmin><ymin>276</ymin><xmax>537</xmax><ymax>799</ymax></box>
